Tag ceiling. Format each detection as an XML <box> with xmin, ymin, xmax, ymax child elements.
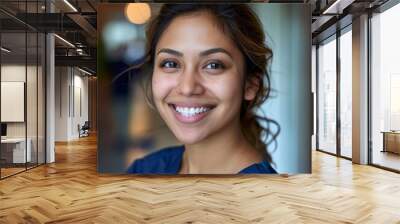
<box><xmin>0</xmin><ymin>0</ymin><xmax>392</xmax><ymax>74</ymax></box>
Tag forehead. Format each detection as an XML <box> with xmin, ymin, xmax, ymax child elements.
<box><xmin>155</xmin><ymin>11</ymin><xmax>240</xmax><ymax>54</ymax></box>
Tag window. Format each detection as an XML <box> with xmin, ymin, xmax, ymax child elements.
<box><xmin>370</xmin><ymin>3</ymin><xmax>400</xmax><ymax>171</ymax></box>
<box><xmin>317</xmin><ymin>36</ymin><xmax>337</xmax><ymax>155</ymax></box>
<box><xmin>339</xmin><ymin>28</ymin><xmax>352</xmax><ymax>158</ymax></box>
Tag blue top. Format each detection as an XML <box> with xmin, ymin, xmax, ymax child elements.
<box><xmin>127</xmin><ymin>145</ymin><xmax>277</xmax><ymax>174</ymax></box>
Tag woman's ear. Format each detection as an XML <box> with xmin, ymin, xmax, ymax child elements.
<box><xmin>244</xmin><ymin>75</ymin><xmax>260</xmax><ymax>101</ymax></box>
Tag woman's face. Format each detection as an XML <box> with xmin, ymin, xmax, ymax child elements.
<box><xmin>152</xmin><ymin>11</ymin><xmax>256</xmax><ymax>144</ymax></box>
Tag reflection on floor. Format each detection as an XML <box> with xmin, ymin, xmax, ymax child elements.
<box><xmin>0</xmin><ymin>167</ymin><xmax>25</xmax><ymax>178</ymax></box>
<box><xmin>373</xmin><ymin>150</ymin><xmax>400</xmax><ymax>171</ymax></box>
<box><xmin>0</xmin><ymin>162</ymin><xmax>42</xmax><ymax>178</ymax></box>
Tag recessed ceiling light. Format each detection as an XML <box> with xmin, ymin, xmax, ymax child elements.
<box><xmin>322</xmin><ymin>0</ymin><xmax>354</xmax><ymax>15</ymax></box>
<box><xmin>63</xmin><ymin>0</ymin><xmax>78</xmax><ymax>12</ymax></box>
<box><xmin>54</xmin><ymin>34</ymin><xmax>75</xmax><ymax>48</ymax></box>
<box><xmin>78</xmin><ymin>67</ymin><xmax>93</xmax><ymax>76</ymax></box>
<box><xmin>1</xmin><ymin>47</ymin><xmax>11</xmax><ymax>53</ymax></box>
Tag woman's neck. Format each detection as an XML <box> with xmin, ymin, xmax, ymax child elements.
<box><xmin>179</xmin><ymin>122</ymin><xmax>263</xmax><ymax>174</ymax></box>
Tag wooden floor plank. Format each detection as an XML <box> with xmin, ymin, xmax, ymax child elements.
<box><xmin>1</xmin><ymin>134</ymin><xmax>400</xmax><ymax>223</ymax></box>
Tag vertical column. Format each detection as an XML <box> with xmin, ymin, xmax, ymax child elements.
<box><xmin>54</xmin><ymin>67</ymin><xmax>73</xmax><ymax>141</ymax></box>
<box><xmin>46</xmin><ymin>1</ymin><xmax>55</xmax><ymax>163</ymax></box>
<box><xmin>352</xmin><ymin>14</ymin><xmax>369</xmax><ymax>164</ymax></box>
<box><xmin>88</xmin><ymin>77</ymin><xmax>97</xmax><ymax>132</ymax></box>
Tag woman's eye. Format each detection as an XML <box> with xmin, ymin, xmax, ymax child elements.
<box><xmin>205</xmin><ymin>62</ymin><xmax>225</xmax><ymax>70</ymax></box>
<box><xmin>160</xmin><ymin>60</ymin><xmax>179</xmax><ymax>69</ymax></box>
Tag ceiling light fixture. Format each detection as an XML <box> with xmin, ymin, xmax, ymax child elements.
<box><xmin>54</xmin><ymin>34</ymin><xmax>75</xmax><ymax>48</ymax></box>
<box><xmin>63</xmin><ymin>0</ymin><xmax>78</xmax><ymax>12</ymax></box>
<box><xmin>322</xmin><ymin>0</ymin><xmax>354</xmax><ymax>15</ymax></box>
<box><xmin>1</xmin><ymin>47</ymin><xmax>11</xmax><ymax>53</ymax></box>
<box><xmin>78</xmin><ymin>67</ymin><xmax>93</xmax><ymax>76</ymax></box>
<box><xmin>76</xmin><ymin>48</ymin><xmax>85</xmax><ymax>55</ymax></box>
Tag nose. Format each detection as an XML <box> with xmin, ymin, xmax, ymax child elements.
<box><xmin>177</xmin><ymin>68</ymin><xmax>205</xmax><ymax>96</ymax></box>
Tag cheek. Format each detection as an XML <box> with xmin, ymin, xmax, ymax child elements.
<box><xmin>152</xmin><ymin>71</ymin><xmax>177</xmax><ymax>102</ymax></box>
<box><xmin>210</xmin><ymin>74</ymin><xmax>244</xmax><ymax>107</ymax></box>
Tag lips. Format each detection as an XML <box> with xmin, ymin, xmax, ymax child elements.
<box><xmin>168</xmin><ymin>103</ymin><xmax>215</xmax><ymax>124</ymax></box>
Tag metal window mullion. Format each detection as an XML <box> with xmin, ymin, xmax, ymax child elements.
<box><xmin>316</xmin><ymin>44</ymin><xmax>320</xmax><ymax>150</ymax></box>
<box><xmin>337</xmin><ymin>30</ymin><xmax>341</xmax><ymax>157</ymax></box>
<box><xmin>36</xmin><ymin>0</ymin><xmax>39</xmax><ymax>167</ymax></box>
<box><xmin>44</xmin><ymin>31</ymin><xmax>47</xmax><ymax>164</ymax></box>
<box><xmin>367</xmin><ymin>11</ymin><xmax>373</xmax><ymax>165</ymax></box>
<box><xmin>25</xmin><ymin>0</ymin><xmax>28</xmax><ymax>171</ymax></box>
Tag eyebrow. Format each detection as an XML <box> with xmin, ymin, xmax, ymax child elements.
<box><xmin>199</xmin><ymin>48</ymin><xmax>232</xmax><ymax>58</ymax></box>
<box><xmin>157</xmin><ymin>48</ymin><xmax>183</xmax><ymax>57</ymax></box>
<box><xmin>156</xmin><ymin>47</ymin><xmax>233</xmax><ymax>59</ymax></box>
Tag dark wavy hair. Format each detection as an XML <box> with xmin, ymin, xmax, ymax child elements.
<box><xmin>138</xmin><ymin>4</ymin><xmax>280</xmax><ymax>163</ymax></box>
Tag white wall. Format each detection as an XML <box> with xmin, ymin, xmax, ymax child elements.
<box><xmin>72</xmin><ymin>72</ymin><xmax>89</xmax><ymax>138</ymax></box>
<box><xmin>55</xmin><ymin>66</ymin><xmax>89</xmax><ymax>141</ymax></box>
<box><xmin>55</xmin><ymin>66</ymin><xmax>69</xmax><ymax>141</ymax></box>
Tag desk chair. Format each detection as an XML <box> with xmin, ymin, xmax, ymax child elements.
<box><xmin>78</xmin><ymin>121</ymin><xmax>90</xmax><ymax>138</ymax></box>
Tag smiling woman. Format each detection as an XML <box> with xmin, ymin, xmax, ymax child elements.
<box><xmin>126</xmin><ymin>4</ymin><xmax>279</xmax><ymax>174</ymax></box>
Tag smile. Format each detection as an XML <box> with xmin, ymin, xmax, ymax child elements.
<box><xmin>175</xmin><ymin>106</ymin><xmax>210</xmax><ymax>117</ymax></box>
<box><xmin>169</xmin><ymin>104</ymin><xmax>215</xmax><ymax>124</ymax></box>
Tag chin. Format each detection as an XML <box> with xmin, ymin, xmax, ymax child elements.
<box><xmin>173</xmin><ymin>129</ymin><xmax>208</xmax><ymax>145</ymax></box>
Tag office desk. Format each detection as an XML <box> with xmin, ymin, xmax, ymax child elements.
<box><xmin>382</xmin><ymin>131</ymin><xmax>400</xmax><ymax>154</ymax></box>
<box><xmin>1</xmin><ymin>138</ymin><xmax>31</xmax><ymax>163</ymax></box>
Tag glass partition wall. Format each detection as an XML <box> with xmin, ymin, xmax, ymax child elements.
<box><xmin>0</xmin><ymin>1</ymin><xmax>46</xmax><ymax>179</ymax></box>
<box><xmin>0</xmin><ymin>30</ymin><xmax>27</xmax><ymax>177</ymax></box>
<box><xmin>370</xmin><ymin>3</ymin><xmax>400</xmax><ymax>172</ymax></box>
<box><xmin>316</xmin><ymin>26</ymin><xmax>353</xmax><ymax>159</ymax></box>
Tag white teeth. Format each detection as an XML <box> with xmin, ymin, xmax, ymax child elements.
<box><xmin>174</xmin><ymin>106</ymin><xmax>211</xmax><ymax>117</ymax></box>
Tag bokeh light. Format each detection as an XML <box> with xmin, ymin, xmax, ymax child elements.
<box><xmin>125</xmin><ymin>3</ymin><xmax>151</xmax><ymax>25</ymax></box>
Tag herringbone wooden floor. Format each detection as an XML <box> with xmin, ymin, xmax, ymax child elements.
<box><xmin>1</xmin><ymin>135</ymin><xmax>400</xmax><ymax>224</ymax></box>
